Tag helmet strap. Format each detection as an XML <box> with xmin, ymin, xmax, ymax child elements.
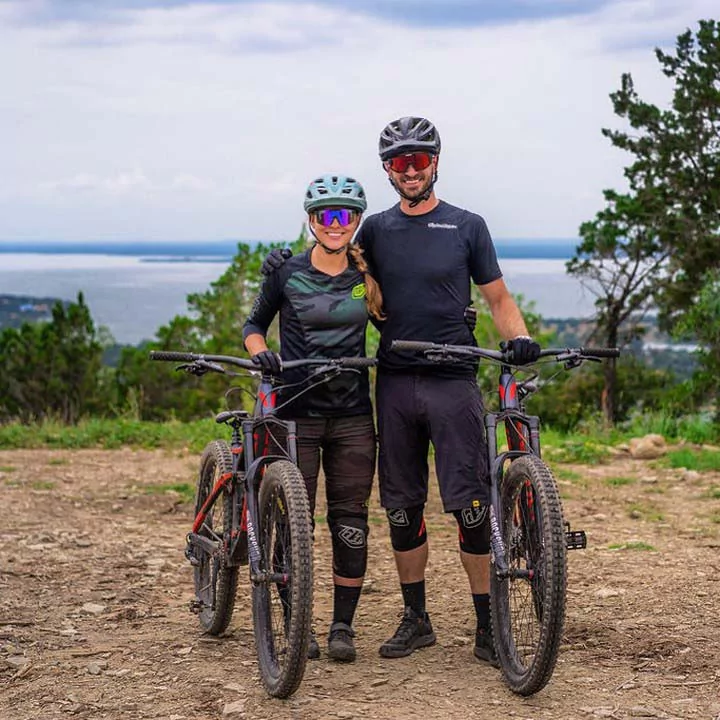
<box><xmin>388</xmin><ymin>167</ymin><xmax>438</xmax><ymax>208</ymax></box>
<box><xmin>308</xmin><ymin>224</ymin><xmax>348</xmax><ymax>255</ymax></box>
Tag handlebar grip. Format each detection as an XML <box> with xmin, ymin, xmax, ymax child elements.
<box><xmin>580</xmin><ymin>347</ymin><xmax>620</xmax><ymax>358</ymax></box>
<box><xmin>391</xmin><ymin>340</ymin><xmax>438</xmax><ymax>353</ymax></box>
<box><xmin>340</xmin><ymin>357</ymin><xmax>377</xmax><ymax>368</ymax></box>
<box><xmin>149</xmin><ymin>350</ymin><xmax>198</xmax><ymax>362</ymax></box>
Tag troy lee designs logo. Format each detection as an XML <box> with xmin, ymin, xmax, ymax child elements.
<box><xmin>387</xmin><ymin>509</ymin><xmax>409</xmax><ymax>526</ymax></box>
<box><xmin>338</xmin><ymin>525</ymin><xmax>366</xmax><ymax>548</ymax></box>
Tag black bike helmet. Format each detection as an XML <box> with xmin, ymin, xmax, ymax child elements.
<box><xmin>378</xmin><ymin>116</ymin><xmax>441</xmax><ymax>161</ymax></box>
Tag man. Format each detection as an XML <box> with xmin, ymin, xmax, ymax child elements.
<box><xmin>263</xmin><ymin>116</ymin><xmax>540</xmax><ymax>664</ymax></box>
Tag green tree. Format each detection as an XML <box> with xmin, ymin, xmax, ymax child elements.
<box><xmin>568</xmin><ymin>19</ymin><xmax>720</xmax><ymax>424</ymax></box>
<box><xmin>567</xmin><ymin>190</ymin><xmax>671</xmax><ymax>424</ymax></box>
<box><xmin>675</xmin><ymin>269</ymin><xmax>720</xmax><ymax>420</ymax></box>
<box><xmin>0</xmin><ymin>293</ymin><xmax>103</xmax><ymax>423</ymax></box>
<box><xmin>605</xmin><ymin>20</ymin><xmax>720</xmax><ymax>326</ymax></box>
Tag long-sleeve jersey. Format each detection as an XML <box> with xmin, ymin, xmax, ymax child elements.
<box><xmin>357</xmin><ymin>200</ymin><xmax>503</xmax><ymax>377</ymax></box>
<box><xmin>243</xmin><ymin>249</ymin><xmax>372</xmax><ymax>418</ymax></box>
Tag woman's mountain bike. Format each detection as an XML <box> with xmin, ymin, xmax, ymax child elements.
<box><xmin>149</xmin><ymin>350</ymin><xmax>375</xmax><ymax>698</ymax></box>
<box><xmin>390</xmin><ymin>340</ymin><xmax>619</xmax><ymax>696</ymax></box>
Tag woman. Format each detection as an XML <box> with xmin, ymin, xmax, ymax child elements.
<box><xmin>243</xmin><ymin>174</ymin><xmax>383</xmax><ymax>662</ymax></box>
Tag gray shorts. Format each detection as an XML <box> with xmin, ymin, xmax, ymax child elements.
<box><xmin>376</xmin><ymin>372</ymin><xmax>490</xmax><ymax>512</ymax></box>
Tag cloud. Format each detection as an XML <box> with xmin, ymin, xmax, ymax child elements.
<box><xmin>5</xmin><ymin>0</ymin><xmax>618</xmax><ymax>31</ymax></box>
<box><xmin>3</xmin><ymin>0</ymin><xmax>710</xmax><ymax>54</ymax></box>
<box><xmin>39</xmin><ymin>170</ymin><xmax>215</xmax><ymax>195</ymax></box>
<box><xmin>1</xmin><ymin>0</ymin><xmax>717</xmax><ymax>241</ymax></box>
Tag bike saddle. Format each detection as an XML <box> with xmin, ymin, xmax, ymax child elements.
<box><xmin>215</xmin><ymin>410</ymin><xmax>251</xmax><ymax>424</ymax></box>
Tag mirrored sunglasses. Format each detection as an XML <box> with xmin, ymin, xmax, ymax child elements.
<box><xmin>312</xmin><ymin>208</ymin><xmax>358</xmax><ymax>227</ymax></box>
<box><xmin>386</xmin><ymin>152</ymin><xmax>433</xmax><ymax>173</ymax></box>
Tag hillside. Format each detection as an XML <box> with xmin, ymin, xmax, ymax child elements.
<box><xmin>0</xmin><ymin>295</ymin><xmax>66</xmax><ymax>331</ymax></box>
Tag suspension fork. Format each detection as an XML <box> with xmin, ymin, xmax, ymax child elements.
<box><xmin>485</xmin><ymin>414</ymin><xmax>508</xmax><ymax>577</ymax></box>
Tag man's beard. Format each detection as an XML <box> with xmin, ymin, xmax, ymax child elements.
<box><xmin>399</xmin><ymin>173</ymin><xmax>430</xmax><ymax>197</ymax></box>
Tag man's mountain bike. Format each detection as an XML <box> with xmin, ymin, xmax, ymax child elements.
<box><xmin>150</xmin><ymin>350</ymin><xmax>375</xmax><ymax>698</ymax></box>
<box><xmin>390</xmin><ymin>340</ymin><xmax>619</xmax><ymax>696</ymax></box>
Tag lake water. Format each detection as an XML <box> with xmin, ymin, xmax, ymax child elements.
<box><xmin>0</xmin><ymin>253</ymin><xmax>596</xmax><ymax>344</ymax></box>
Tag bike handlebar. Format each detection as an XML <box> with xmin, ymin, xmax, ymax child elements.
<box><xmin>149</xmin><ymin>350</ymin><xmax>377</xmax><ymax>371</ymax></box>
<box><xmin>390</xmin><ymin>340</ymin><xmax>620</xmax><ymax>364</ymax></box>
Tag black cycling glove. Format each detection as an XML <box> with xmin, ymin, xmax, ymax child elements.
<box><xmin>508</xmin><ymin>335</ymin><xmax>541</xmax><ymax>365</ymax></box>
<box><xmin>261</xmin><ymin>248</ymin><xmax>293</xmax><ymax>276</ymax></box>
<box><xmin>251</xmin><ymin>350</ymin><xmax>283</xmax><ymax>375</ymax></box>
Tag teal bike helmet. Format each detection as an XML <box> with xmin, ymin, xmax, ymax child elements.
<box><xmin>303</xmin><ymin>174</ymin><xmax>367</xmax><ymax>213</ymax></box>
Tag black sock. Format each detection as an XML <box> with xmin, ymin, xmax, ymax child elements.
<box><xmin>473</xmin><ymin>593</ymin><xmax>491</xmax><ymax>632</ymax></box>
<box><xmin>401</xmin><ymin>581</ymin><xmax>426</xmax><ymax>616</ymax></box>
<box><xmin>333</xmin><ymin>585</ymin><xmax>362</xmax><ymax>626</ymax></box>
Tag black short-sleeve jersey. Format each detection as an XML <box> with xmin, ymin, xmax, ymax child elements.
<box><xmin>243</xmin><ymin>249</ymin><xmax>371</xmax><ymax>418</ymax></box>
<box><xmin>357</xmin><ymin>200</ymin><xmax>502</xmax><ymax>376</ymax></box>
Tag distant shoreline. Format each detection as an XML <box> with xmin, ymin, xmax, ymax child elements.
<box><xmin>0</xmin><ymin>238</ymin><xmax>578</xmax><ymax>261</ymax></box>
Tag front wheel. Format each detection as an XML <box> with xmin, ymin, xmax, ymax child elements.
<box><xmin>490</xmin><ymin>454</ymin><xmax>567</xmax><ymax>696</ymax></box>
<box><xmin>252</xmin><ymin>460</ymin><xmax>313</xmax><ymax>698</ymax></box>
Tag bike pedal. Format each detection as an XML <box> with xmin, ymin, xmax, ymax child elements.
<box><xmin>565</xmin><ymin>529</ymin><xmax>587</xmax><ymax>550</ymax></box>
<box><xmin>189</xmin><ymin>598</ymin><xmax>204</xmax><ymax>614</ymax></box>
<box><xmin>184</xmin><ymin>546</ymin><xmax>201</xmax><ymax>567</ymax></box>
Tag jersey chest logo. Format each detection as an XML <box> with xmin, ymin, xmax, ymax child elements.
<box><xmin>351</xmin><ymin>283</ymin><xmax>366</xmax><ymax>299</ymax></box>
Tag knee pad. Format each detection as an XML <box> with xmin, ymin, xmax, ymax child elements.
<box><xmin>386</xmin><ymin>505</ymin><xmax>427</xmax><ymax>552</ymax></box>
<box><xmin>328</xmin><ymin>514</ymin><xmax>369</xmax><ymax>579</ymax></box>
<box><xmin>453</xmin><ymin>505</ymin><xmax>490</xmax><ymax>555</ymax></box>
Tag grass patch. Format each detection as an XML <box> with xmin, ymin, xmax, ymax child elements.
<box><xmin>643</xmin><ymin>485</ymin><xmax>666</xmax><ymax>494</ymax></box>
<box><xmin>47</xmin><ymin>458</ymin><xmax>69</xmax><ymax>466</ymax></box>
<box><xmin>710</xmin><ymin>514</ymin><xmax>720</xmax><ymax>524</ymax></box>
<box><xmin>608</xmin><ymin>540</ymin><xmax>656</xmax><ymax>551</ymax></box>
<box><xmin>627</xmin><ymin>502</ymin><xmax>665</xmax><ymax>522</ymax></box>
<box><xmin>30</xmin><ymin>480</ymin><xmax>55</xmax><ymax>490</ymax></box>
<box><xmin>0</xmin><ymin>418</ymin><xmax>219</xmax><ymax>453</ymax></box>
<box><xmin>142</xmin><ymin>482</ymin><xmax>195</xmax><ymax>503</ymax></box>
<box><xmin>554</xmin><ymin>467</ymin><xmax>583</xmax><ymax>482</ymax></box>
<box><xmin>545</xmin><ymin>439</ymin><xmax>610</xmax><ymax>465</ymax></box>
<box><xmin>0</xmin><ymin>465</ymin><xmax>16</xmax><ymax>472</ymax></box>
<box><xmin>661</xmin><ymin>448</ymin><xmax>720</xmax><ymax>473</ymax></box>
<box><xmin>623</xmin><ymin>413</ymin><xmax>720</xmax><ymax>445</ymax></box>
<box><xmin>605</xmin><ymin>476</ymin><xmax>634</xmax><ymax>487</ymax></box>
<box><xmin>702</xmin><ymin>485</ymin><xmax>720</xmax><ymax>500</ymax></box>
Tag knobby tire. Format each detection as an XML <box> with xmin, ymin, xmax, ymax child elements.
<box><xmin>194</xmin><ymin>440</ymin><xmax>240</xmax><ymax>635</ymax></box>
<box><xmin>491</xmin><ymin>454</ymin><xmax>567</xmax><ymax>696</ymax></box>
<box><xmin>252</xmin><ymin>460</ymin><xmax>313</xmax><ymax>698</ymax></box>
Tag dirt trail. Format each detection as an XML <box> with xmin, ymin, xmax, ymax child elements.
<box><xmin>1</xmin><ymin>447</ymin><xmax>719</xmax><ymax>720</ymax></box>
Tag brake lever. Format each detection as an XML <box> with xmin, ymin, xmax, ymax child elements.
<box><xmin>175</xmin><ymin>360</ymin><xmax>226</xmax><ymax>376</ymax></box>
<box><xmin>562</xmin><ymin>357</ymin><xmax>583</xmax><ymax>370</ymax></box>
<box><xmin>307</xmin><ymin>365</ymin><xmax>343</xmax><ymax>382</ymax></box>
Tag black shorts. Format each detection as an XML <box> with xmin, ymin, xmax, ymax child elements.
<box><xmin>376</xmin><ymin>372</ymin><xmax>489</xmax><ymax>512</ymax></box>
<box><xmin>294</xmin><ymin>415</ymin><xmax>376</xmax><ymax>520</ymax></box>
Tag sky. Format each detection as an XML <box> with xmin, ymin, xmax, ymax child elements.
<box><xmin>0</xmin><ymin>0</ymin><xmax>716</xmax><ymax>243</ymax></box>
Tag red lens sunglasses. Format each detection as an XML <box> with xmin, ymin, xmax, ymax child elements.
<box><xmin>386</xmin><ymin>152</ymin><xmax>434</xmax><ymax>173</ymax></box>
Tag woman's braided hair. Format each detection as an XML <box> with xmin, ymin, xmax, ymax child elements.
<box><xmin>348</xmin><ymin>243</ymin><xmax>385</xmax><ymax>320</ymax></box>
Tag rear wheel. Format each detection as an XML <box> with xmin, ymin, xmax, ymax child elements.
<box><xmin>193</xmin><ymin>440</ymin><xmax>240</xmax><ymax>635</ymax></box>
<box><xmin>252</xmin><ymin>460</ymin><xmax>313</xmax><ymax>698</ymax></box>
<box><xmin>490</xmin><ymin>454</ymin><xmax>567</xmax><ymax>696</ymax></box>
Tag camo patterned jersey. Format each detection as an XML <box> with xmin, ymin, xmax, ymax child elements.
<box><xmin>243</xmin><ymin>249</ymin><xmax>372</xmax><ymax>418</ymax></box>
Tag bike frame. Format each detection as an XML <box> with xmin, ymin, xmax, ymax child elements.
<box><xmin>189</xmin><ymin>372</ymin><xmax>298</xmax><ymax>584</ymax></box>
